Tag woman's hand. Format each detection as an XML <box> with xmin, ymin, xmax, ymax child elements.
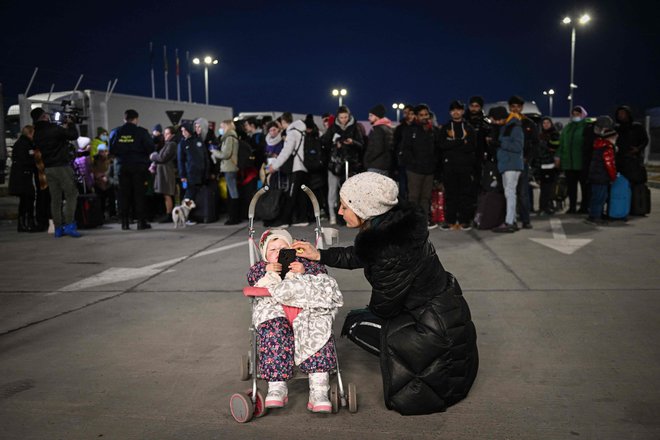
<box><xmin>265</xmin><ymin>262</ymin><xmax>282</xmax><ymax>273</ymax></box>
<box><xmin>291</xmin><ymin>240</ymin><xmax>320</xmax><ymax>261</ymax></box>
<box><xmin>289</xmin><ymin>261</ymin><xmax>304</xmax><ymax>274</ymax></box>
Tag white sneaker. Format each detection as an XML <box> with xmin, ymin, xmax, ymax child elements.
<box><xmin>292</xmin><ymin>222</ymin><xmax>309</xmax><ymax>227</ymax></box>
<box><xmin>329</xmin><ymin>216</ymin><xmax>337</xmax><ymax>225</ymax></box>
<box><xmin>265</xmin><ymin>381</ymin><xmax>288</xmax><ymax>408</ymax></box>
<box><xmin>307</xmin><ymin>372</ymin><xmax>331</xmax><ymax>413</ymax></box>
<box><xmin>185</xmin><ymin>220</ymin><xmax>197</xmax><ymax>226</ymax></box>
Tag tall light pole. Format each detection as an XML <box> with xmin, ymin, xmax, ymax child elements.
<box><xmin>392</xmin><ymin>103</ymin><xmax>404</xmax><ymax>122</ymax></box>
<box><xmin>562</xmin><ymin>13</ymin><xmax>591</xmax><ymax>115</ymax></box>
<box><xmin>543</xmin><ymin>89</ymin><xmax>555</xmax><ymax>116</ymax></box>
<box><xmin>331</xmin><ymin>88</ymin><xmax>347</xmax><ymax>107</ymax></box>
<box><xmin>193</xmin><ymin>55</ymin><xmax>219</xmax><ymax>105</ymax></box>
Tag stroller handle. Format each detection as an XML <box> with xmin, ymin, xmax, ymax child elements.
<box><xmin>248</xmin><ymin>186</ymin><xmax>269</xmax><ymax>220</ymax></box>
<box><xmin>301</xmin><ymin>185</ymin><xmax>321</xmax><ymax>218</ymax></box>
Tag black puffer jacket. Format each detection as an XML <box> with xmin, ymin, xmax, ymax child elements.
<box><xmin>320</xmin><ymin>202</ymin><xmax>479</xmax><ymax>415</ymax></box>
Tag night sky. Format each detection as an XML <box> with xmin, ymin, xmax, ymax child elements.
<box><xmin>2</xmin><ymin>0</ymin><xmax>659</xmax><ymax>122</ymax></box>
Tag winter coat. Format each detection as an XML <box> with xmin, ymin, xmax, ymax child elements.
<box><xmin>319</xmin><ymin>202</ymin><xmax>478</xmax><ymax>415</ymax></box>
<box><xmin>247</xmin><ymin>258</ymin><xmax>331</xmax><ymax>365</ymax></box>
<box><xmin>273</xmin><ymin>120</ymin><xmax>308</xmax><ymax>173</ymax></box>
<box><xmin>399</xmin><ymin>122</ymin><xmax>442</xmax><ymax>175</ymax></box>
<box><xmin>109</xmin><ymin>122</ymin><xmax>154</xmax><ymax>167</ymax></box>
<box><xmin>178</xmin><ymin>134</ymin><xmax>210</xmax><ymax>184</ymax></box>
<box><xmin>466</xmin><ymin>111</ymin><xmax>491</xmax><ymax>162</ymax></box>
<box><xmin>33</xmin><ymin>120</ymin><xmax>78</xmax><ymax>168</ymax></box>
<box><xmin>496</xmin><ymin>116</ymin><xmax>524</xmax><ymax>173</ymax></box>
<box><xmin>439</xmin><ymin>120</ymin><xmax>477</xmax><ymax>170</ymax></box>
<box><xmin>8</xmin><ymin>134</ymin><xmax>36</xmax><ymax>197</ymax></box>
<box><xmin>538</xmin><ymin>125</ymin><xmax>560</xmax><ymax>167</ymax></box>
<box><xmin>321</xmin><ymin>116</ymin><xmax>364</xmax><ymax>176</ymax></box>
<box><xmin>92</xmin><ymin>155</ymin><xmax>111</xmax><ymax>191</ymax></box>
<box><xmin>210</xmin><ymin>129</ymin><xmax>239</xmax><ymax>173</ymax></box>
<box><xmin>589</xmin><ymin>137</ymin><xmax>617</xmax><ymax>184</ymax></box>
<box><xmin>557</xmin><ymin>119</ymin><xmax>588</xmax><ymax>171</ymax></box>
<box><xmin>364</xmin><ymin>119</ymin><xmax>393</xmax><ymax>171</ymax></box>
<box><xmin>150</xmin><ymin>139</ymin><xmax>177</xmax><ymax>195</ymax></box>
<box><xmin>614</xmin><ymin>106</ymin><xmax>649</xmax><ymax>184</ymax></box>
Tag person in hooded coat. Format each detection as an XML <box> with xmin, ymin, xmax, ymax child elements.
<box><xmin>614</xmin><ymin>105</ymin><xmax>649</xmax><ymax>185</ymax></box>
<box><xmin>321</xmin><ymin>106</ymin><xmax>364</xmax><ymax>224</ymax></box>
<box><xmin>293</xmin><ymin>172</ymin><xmax>479</xmax><ymax>416</ymax></box>
<box><xmin>9</xmin><ymin>125</ymin><xmax>38</xmax><ymax>232</ymax></box>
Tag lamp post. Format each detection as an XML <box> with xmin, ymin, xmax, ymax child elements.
<box><xmin>562</xmin><ymin>14</ymin><xmax>590</xmax><ymax>115</ymax></box>
<box><xmin>331</xmin><ymin>88</ymin><xmax>347</xmax><ymax>107</ymax></box>
<box><xmin>543</xmin><ymin>89</ymin><xmax>555</xmax><ymax>116</ymax></box>
<box><xmin>193</xmin><ymin>55</ymin><xmax>219</xmax><ymax>105</ymax></box>
<box><xmin>392</xmin><ymin>103</ymin><xmax>405</xmax><ymax>122</ymax></box>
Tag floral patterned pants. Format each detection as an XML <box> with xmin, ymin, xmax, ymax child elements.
<box><xmin>257</xmin><ymin>317</ymin><xmax>337</xmax><ymax>381</ymax></box>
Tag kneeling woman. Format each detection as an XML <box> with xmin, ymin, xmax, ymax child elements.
<box><xmin>294</xmin><ymin>172</ymin><xmax>479</xmax><ymax>415</ymax></box>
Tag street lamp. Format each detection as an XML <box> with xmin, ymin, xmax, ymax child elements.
<box><xmin>193</xmin><ymin>55</ymin><xmax>219</xmax><ymax>105</ymax></box>
<box><xmin>392</xmin><ymin>103</ymin><xmax>405</xmax><ymax>122</ymax></box>
<box><xmin>331</xmin><ymin>88</ymin><xmax>347</xmax><ymax>107</ymax></box>
<box><xmin>562</xmin><ymin>13</ymin><xmax>591</xmax><ymax>114</ymax></box>
<box><xmin>543</xmin><ymin>89</ymin><xmax>555</xmax><ymax>116</ymax></box>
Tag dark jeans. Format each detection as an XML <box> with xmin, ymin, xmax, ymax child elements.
<box><xmin>443</xmin><ymin>167</ymin><xmax>475</xmax><ymax>224</ymax></box>
<box><xmin>589</xmin><ymin>183</ymin><xmax>608</xmax><ymax>219</ymax></box>
<box><xmin>516</xmin><ymin>163</ymin><xmax>531</xmax><ymax>224</ymax></box>
<box><xmin>119</xmin><ymin>163</ymin><xmax>148</xmax><ymax>223</ymax></box>
<box><xmin>278</xmin><ymin>170</ymin><xmax>309</xmax><ymax>224</ymax></box>
<box><xmin>565</xmin><ymin>169</ymin><xmax>590</xmax><ymax>212</ymax></box>
<box><xmin>18</xmin><ymin>194</ymin><xmax>35</xmax><ymax>218</ymax></box>
<box><xmin>406</xmin><ymin>170</ymin><xmax>434</xmax><ymax>220</ymax></box>
<box><xmin>539</xmin><ymin>169</ymin><xmax>558</xmax><ymax>212</ymax></box>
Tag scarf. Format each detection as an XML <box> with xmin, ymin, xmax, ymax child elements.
<box><xmin>266</xmin><ymin>133</ymin><xmax>282</xmax><ymax>146</ymax></box>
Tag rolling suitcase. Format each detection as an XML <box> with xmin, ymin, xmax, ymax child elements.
<box><xmin>630</xmin><ymin>184</ymin><xmax>651</xmax><ymax>216</ymax></box>
<box><xmin>75</xmin><ymin>193</ymin><xmax>104</xmax><ymax>228</ymax></box>
<box><xmin>431</xmin><ymin>187</ymin><xmax>445</xmax><ymax>224</ymax></box>
<box><xmin>474</xmin><ymin>191</ymin><xmax>506</xmax><ymax>230</ymax></box>
<box><xmin>190</xmin><ymin>180</ymin><xmax>219</xmax><ymax>223</ymax></box>
<box><xmin>608</xmin><ymin>173</ymin><xmax>631</xmax><ymax>219</ymax></box>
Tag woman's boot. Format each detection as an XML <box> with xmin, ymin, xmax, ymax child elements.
<box><xmin>17</xmin><ymin>214</ymin><xmax>27</xmax><ymax>232</ymax></box>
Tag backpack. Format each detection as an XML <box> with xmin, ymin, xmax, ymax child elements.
<box><xmin>292</xmin><ymin>128</ymin><xmax>326</xmax><ymax>173</ymax></box>
<box><xmin>228</xmin><ymin>135</ymin><xmax>257</xmax><ymax>170</ymax></box>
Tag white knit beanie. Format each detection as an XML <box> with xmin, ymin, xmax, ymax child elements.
<box><xmin>339</xmin><ymin>172</ymin><xmax>399</xmax><ymax>220</ymax></box>
<box><xmin>259</xmin><ymin>229</ymin><xmax>293</xmax><ymax>260</ymax></box>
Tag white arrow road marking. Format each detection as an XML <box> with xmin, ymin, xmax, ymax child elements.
<box><xmin>529</xmin><ymin>218</ymin><xmax>592</xmax><ymax>255</ymax></box>
<box><xmin>49</xmin><ymin>242</ymin><xmax>246</xmax><ymax>295</ymax></box>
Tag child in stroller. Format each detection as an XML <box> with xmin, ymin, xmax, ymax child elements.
<box><xmin>246</xmin><ymin>229</ymin><xmax>343</xmax><ymax>413</ymax></box>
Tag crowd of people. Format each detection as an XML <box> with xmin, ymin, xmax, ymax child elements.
<box><xmin>8</xmin><ymin>97</ymin><xmax>650</xmax><ymax>236</ymax></box>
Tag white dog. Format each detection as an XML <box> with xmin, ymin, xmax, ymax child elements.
<box><xmin>172</xmin><ymin>199</ymin><xmax>196</xmax><ymax>228</ymax></box>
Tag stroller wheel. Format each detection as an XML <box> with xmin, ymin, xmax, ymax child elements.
<box><xmin>330</xmin><ymin>382</ymin><xmax>339</xmax><ymax>413</ymax></box>
<box><xmin>247</xmin><ymin>388</ymin><xmax>267</xmax><ymax>418</ymax></box>
<box><xmin>347</xmin><ymin>383</ymin><xmax>358</xmax><ymax>413</ymax></box>
<box><xmin>240</xmin><ymin>354</ymin><xmax>251</xmax><ymax>381</ymax></box>
<box><xmin>230</xmin><ymin>392</ymin><xmax>254</xmax><ymax>423</ymax></box>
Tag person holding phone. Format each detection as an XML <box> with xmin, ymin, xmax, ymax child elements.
<box><xmin>246</xmin><ymin>229</ymin><xmax>342</xmax><ymax>414</ymax></box>
<box><xmin>292</xmin><ymin>172</ymin><xmax>479</xmax><ymax>416</ymax></box>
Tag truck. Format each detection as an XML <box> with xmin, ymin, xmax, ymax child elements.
<box><xmin>9</xmin><ymin>89</ymin><xmax>234</xmax><ymax>138</ymax></box>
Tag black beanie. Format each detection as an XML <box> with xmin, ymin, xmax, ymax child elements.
<box><xmin>508</xmin><ymin>95</ymin><xmax>525</xmax><ymax>106</ymax></box>
<box><xmin>469</xmin><ymin>96</ymin><xmax>484</xmax><ymax>106</ymax></box>
<box><xmin>369</xmin><ymin>104</ymin><xmax>386</xmax><ymax>119</ymax></box>
<box><xmin>449</xmin><ymin>100</ymin><xmax>465</xmax><ymax>111</ymax></box>
<box><xmin>30</xmin><ymin>107</ymin><xmax>46</xmax><ymax>122</ymax></box>
<box><xmin>488</xmin><ymin>106</ymin><xmax>509</xmax><ymax>121</ymax></box>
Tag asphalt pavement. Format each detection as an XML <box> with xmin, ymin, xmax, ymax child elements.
<box><xmin>1</xmin><ymin>190</ymin><xmax>659</xmax><ymax>440</ymax></box>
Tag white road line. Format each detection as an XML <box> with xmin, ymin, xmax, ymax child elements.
<box><xmin>48</xmin><ymin>241</ymin><xmax>246</xmax><ymax>295</ymax></box>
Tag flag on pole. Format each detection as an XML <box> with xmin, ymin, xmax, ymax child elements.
<box><xmin>163</xmin><ymin>45</ymin><xmax>168</xmax><ymax>73</ymax></box>
<box><xmin>175</xmin><ymin>48</ymin><xmax>181</xmax><ymax>102</ymax></box>
<box><xmin>175</xmin><ymin>48</ymin><xmax>180</xmax><ymax>76</ymax></box>
<box><xmin>149</xmin><ymin>42</ymin><xmax>155</xmax><ymax>98</ymax></box>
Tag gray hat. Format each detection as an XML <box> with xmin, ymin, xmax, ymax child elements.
<box><xmin>595</xmin><ymin>115</ymin><xmax>616</xmax><ymax>137</ymax></box>
<box><xmin>339</xmin><ymin>172</ymin><xmax>399</xmax><ymax>220</ymax></box>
